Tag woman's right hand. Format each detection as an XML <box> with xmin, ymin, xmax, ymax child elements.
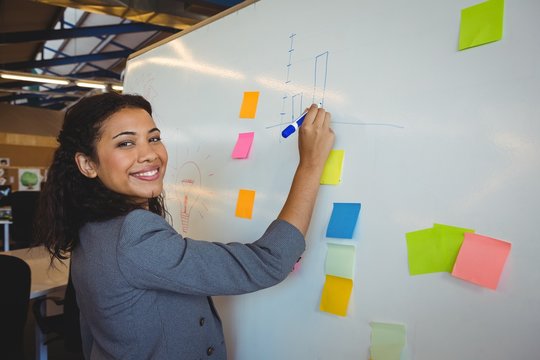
<box><xmin>297</xmin><ymin>104</ymin><xmax>335</xmax><ymax>172</ymax></box>
<box><xmin>277</xmin><ymin>104</ymin><xmax>335</xmax><ymax>236</ymax></box>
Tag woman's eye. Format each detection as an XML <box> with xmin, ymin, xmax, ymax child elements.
<box><xmin>118</xmin><ymin>141</ymin><xmax>135</xmax><ymax>148</ymax></box>
<box><xmin>149</xmin><ymin>136</ymin><xmax>162</xmax><ymax>143</ymax></box>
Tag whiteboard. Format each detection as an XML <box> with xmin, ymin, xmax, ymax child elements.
<box><xmin>123</xmin><ymin>0</ymin><xmax>540</xmax><ymax>359</ymax></box>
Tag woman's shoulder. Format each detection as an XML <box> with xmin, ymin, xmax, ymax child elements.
<box><xmin>120</xmin><ymin>209</ymin><xmax>174</xmax><ymax>240</ymax></box>
<box><xmin>124</xmin><ymin>208</ymin><xmax>167</xmax><ymax>225</ymax></box>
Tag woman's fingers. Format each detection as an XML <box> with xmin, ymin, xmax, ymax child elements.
<box><xmin>303</xmin><ymin>104</ymin><xmax>320</xmax><ymax>127</ymax></box>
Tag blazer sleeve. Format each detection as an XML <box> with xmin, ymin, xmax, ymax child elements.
<box><xmin>116</xmin><ymin>209</ymin><xmax>305</xmax><ymax>296</ymax></box>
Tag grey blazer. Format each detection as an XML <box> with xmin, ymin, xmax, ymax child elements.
<box><xmin>71</xmin><ymin>209</ymin><xmax>305</xmax><ymax>360</ymax></box>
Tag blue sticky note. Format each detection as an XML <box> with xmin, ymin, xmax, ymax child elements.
<box><xmin>326</xmin><ymin>203</ymin><xmax>361</xmax><ymax>239</ymax></box>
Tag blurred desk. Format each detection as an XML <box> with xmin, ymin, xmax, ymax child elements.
<box><xmin>1</xmin><ymin>219</ymin><xmax>12</xmax><ymax>251</ymax></box>
<box><xmin>2</xmin><ymin>246</ymin><xmax>69</xmax><ymax>360</ymax></box>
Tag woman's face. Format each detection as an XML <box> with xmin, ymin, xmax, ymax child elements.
<box><xmin>89</xmin><ymin>107</ymin><xmax>168</xmax><ymax>203</ymax></box>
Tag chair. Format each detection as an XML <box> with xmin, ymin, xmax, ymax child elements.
<box><xmin>0</xmin><ymin>254</ymin><xmax>31</xmax><ymax>360</ymax></box>
<box><xmin>9</xmin><ymin>190</ymin><xmax>40</xmax><ymax>249</ymax></box>
<box><xmin>32</xmin><ymin>273</ymin><xmax>83</xmax><ymax>353</ymax></box>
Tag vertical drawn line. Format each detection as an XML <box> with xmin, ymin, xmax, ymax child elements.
<box><xmin>313</xmin><ymin>51</ymin><xmax>329</xmax><ymax>106</ymax></box>
<box><xmin>280</xmin><ymin>33</ymin><xmax>297</xmax><ymax>128</ymax></box>
<box><xmin>286</xmin><ymin>33</ymin><xmax>296</xmax><ymax>84</ymax></box>
<box><xmin>291</xmin><ymin>92</ymin><xmax>304</xmax><ymax>122</ymax></box>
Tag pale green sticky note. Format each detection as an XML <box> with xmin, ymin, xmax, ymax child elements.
<box><xmin>370</xmin><ymin>322</ymin><xmax>406</xmax><ymax>360</ymax></box>
<box><xmin>405</xmin><ymin>224</ymin><xmax>475</xmax><ymax>275</ymax></box>
<box><xmin>459</xmin><ymin>0</ymin><xmax>504</xmax><ymax>50</ymax></box>
<box><xmin>325</xmin><ymin>243</ymin><xmax>356</xmax><ymax>279</ymax></box>
<box><xmin>320</xmin><ymin>149</ymin><xmax>344</xmax><ymax>185</ymax></box>
<box><xmin>371</xmin><ymin>345</ymin><xmax>403</xmax><ymax>360</ymax></box>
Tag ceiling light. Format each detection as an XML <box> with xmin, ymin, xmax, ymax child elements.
<box><xmin>111</xmin><ymin>85</ymin><xmax>123</xmax><ymax>91</ymax></box>
<box><xmin>75</xmin><ymin>81</ymin><xmax>107</xmax><ymax>89</ymax></box>
<box><xmin>1</xmin><ymin>73</ymin><xmax>70</xmax><ymax>85</ymax></box>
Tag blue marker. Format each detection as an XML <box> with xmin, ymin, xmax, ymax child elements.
<box><xmin>281</xmin><ymin>103</ymin><xmax>322</xmax><ymax>138</ymax></box>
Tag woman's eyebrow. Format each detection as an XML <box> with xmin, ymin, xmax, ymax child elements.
<box><xmin>112</xmin><ymin>131</ymin><xmax>136</xmax><ymax>139</ymax></box>
<box><xmin>112</xmin><ymin>128</ymin><xmax>160</xmax><ymax>139</ymax></box>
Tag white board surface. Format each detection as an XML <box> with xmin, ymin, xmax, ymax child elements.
<box><xmin>124</xmin><ymin>1</ymin><xmax>540</xmax><ymax>359</ymax></box>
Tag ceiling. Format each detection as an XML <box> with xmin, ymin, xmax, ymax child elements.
<box><xmin>0</xmin><ymin>0</ymin><xmax>243</xmax><ymax>110</ymax></box>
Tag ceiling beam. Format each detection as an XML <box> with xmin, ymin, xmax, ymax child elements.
<box><xmin>68</xmin><ymin>70</ymin><xmax>121</xmax><ymax>80</ymax></box>
<box><xmin>0</xmin><ymin>50</ymin><xmax>132</xmax><ymax>71</ymax></box>
<box><xmin>0</xmin><ymin>23</ymin><xmax>178</xmax><ymax>44</ymax></box>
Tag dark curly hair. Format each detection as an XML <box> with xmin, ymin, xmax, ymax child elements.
<box><xmin>35</xmin><ymin>92</ymin><xmax>167</xmax><ymax>261</ymax></box>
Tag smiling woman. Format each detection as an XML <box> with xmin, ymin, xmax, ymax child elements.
<box><xmin>34</xmin><ymin>92</ymin><xmax>334</xmax><ymax>359</ymax></box>
<box><xmin>74</xmin><ymin>108</ymin><xmax>168</xmax><ymax>203</ymax></box>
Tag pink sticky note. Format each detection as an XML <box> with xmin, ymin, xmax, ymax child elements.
<box><xmin>452</xmin><ymin>233</ymin><xmax>511</xmax><ymax>290</ymax></box>
<box><xmin>231</xmin><ymin>132</ymin><xmax>255</xmax><ymax>159</ymax></box>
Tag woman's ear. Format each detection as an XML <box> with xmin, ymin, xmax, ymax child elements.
<box><xmin>74</xmin><ymin>152</ymin><xmax>98</xmax><ymax>178</ymax></box>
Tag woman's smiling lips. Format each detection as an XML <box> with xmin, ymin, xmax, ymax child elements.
<box><xmin>131</xmin><ymin>167</ymin><xmax>160</xmax><ymax>181</ymax></box>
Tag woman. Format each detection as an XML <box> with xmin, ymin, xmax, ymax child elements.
<box><xmin>36</xmin><ymin>92</ymin><xmax>334</xmax><ymax>359</ymax></box>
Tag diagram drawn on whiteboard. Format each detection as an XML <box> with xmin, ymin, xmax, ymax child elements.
<box><xmin>267</xmin><ymin>33</ymin><xmax>403</xmax><ymax>132</ymax></box>
<box><xmin>173</xmin><ymin>147</ymin><xmax>214</xmax><ymax>235</ymax></box>
<box><xmin>272</xmin><ymin>33</ymin><xmax>330</xmax><ymax>134</ymax></box>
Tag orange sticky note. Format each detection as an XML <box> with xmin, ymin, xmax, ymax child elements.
<box><xmin>451</xmin><ymin>233</ymin><xmax>511</xmax><ymax>290</ymax></box>
<box><xmin>235</xmin><ymin>189</ymin><xmax>256</xmax><ymax>219</ymax></box>
<box><xmin>319</xmin><ymin>275</ymin><xmax>353</xmax><ymax>317</ymax></box>
<box><xmin>239</xmin><ymin>91</ymin><xmax>260</xmax><ymax>118</ymax></box>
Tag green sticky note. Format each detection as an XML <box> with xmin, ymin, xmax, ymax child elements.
<box><xmin>405</xmin><ymin>225</ymin><xmax>475</xmax><ymax>275</ymax></box>
<box><xmin>433</xmin><ymin>223</ymin><xmax>475</xmax><ymax>272</ymax></box>
<box><xmin>406</xmin><ymin>228</ymin><xmax>439</xmax><ymax>275</ymax></box>
<box><xmin>320</xmin><ymin>149</ymin><xmax>344</xmax><ymax>185</ymax></box>
<box><xmin>458</xmin><ymin>0</ymin><xmax>504</xmax><ymax>50</ymax></box>
<box><xmin>325</xmin><ymin>243</ymin><xmax>356</xmax><ymax>279</ymax></box>
<box><xmin>370</xmin><ymin>322</ymin><xmax>406</xmax><ymax>360</ymax></box>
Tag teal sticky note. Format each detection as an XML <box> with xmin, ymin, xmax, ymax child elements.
<box><xmin>326</xmin><ymin>203</ymin><xmax>361</xmax><ymax>239</ymax></box>
<box><xmin>325</xmin><ymin>243</ymin><xmax>356</xmax><ymax>279</ymax></box>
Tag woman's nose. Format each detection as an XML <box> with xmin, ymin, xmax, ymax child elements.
<box><xmin>138</xmin><ymin>142</ymin><xmax>158</xmax><ymax>162</ymax></box>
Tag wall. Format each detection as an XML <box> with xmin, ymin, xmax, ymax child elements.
<box><xmin>0</xmin><ymin>103</ymin><xmax>61</xmax><ymax>190</ymax></box>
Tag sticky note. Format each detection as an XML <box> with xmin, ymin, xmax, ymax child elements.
<box><xmin>239</xmin><ymin>91</ymin><xmax>260</xmax><ymax>118</ymax></box>
<box><xmin>326</xmin><ymin>203</ymin><xmax>361</xmax><ymax>239</ymax></box>
<box><xmin>320</xmin><ymin>149</ymin><xmax>344</xmax><ymax>185</ymax></box>
<box><xmin>370</xmin><ymin>322</ymin><xmax>407</xmax><ymax>360</ymax></box>
<box><xmin>459</xmin><ymin>0</ymin><xmax>504</xmax><ymax>50</ymax></box>
<box><xmin>433</xmin><ymin>223</ymin><xmax>475</xmax><ymax>271</ymax></box>
<box><xmin>325</xmin><ymin>243</ymin><xmax>356</xmax><ymax>279</ymax></box>
<box><xmin>406</xmin><ymin>225</ymin><xmax>475</xmax><ymax>275</ymax></box>
<box><xmin>231</xmin><ymin>132</ymin><xmax>255</xmax><ymax>159</ymax></box>
<box><xmin>235</xmin><ymin>189</ymin><xmax>256</xmax><ymax>219</ymax></box>
<box><xmin>452</xmin><ymin>233</ymin><xmax>511</xmax><ymax>289</ymax></box>
<box><xmin>319</xmin><ymin>275</ymin><xmax>353</xmax><ymax>317</ymax></box>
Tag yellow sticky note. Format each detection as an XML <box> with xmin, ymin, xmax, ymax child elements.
<box><xmin>319</xmin><ymin>275</ymin><xmax>353</xmax><ymax>317</ymax></box>
<box><xmin>235</xmin><ymin>189</ymin><xmax>256</xmax><ymax>219</ymax></box>
<box><xmin>320</xmin><ymin>149</ymin><xmax>344</xmax><ymax>185</ymax></box>
<box><xmin>459</xmin><ymin>0</ymin><xmax>504</xmax><ymax>50</ymax></box>
<box><xmin>239</xmin><ymin>91</ymin><xmax>260</xmax><ymax>118</ymax></box>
